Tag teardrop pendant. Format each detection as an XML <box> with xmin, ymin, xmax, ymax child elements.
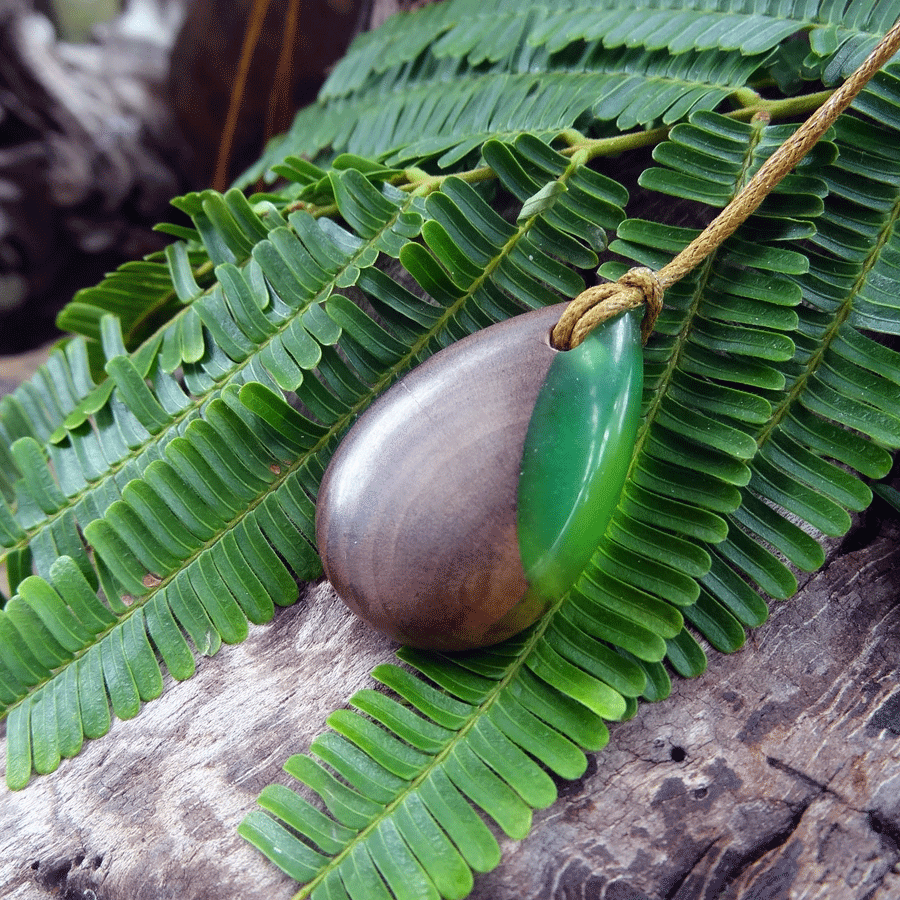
<box><xmin>315</xmin><ymin>305</ymin><xmax>643</xmax><ymax>651</ymax></box>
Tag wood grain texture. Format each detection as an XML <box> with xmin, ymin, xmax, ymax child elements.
<box><xmin>317</xmin><ymin>304</ymin><xmax>565</xmax><ymax>650</ymax></box>
<box><xmin>1</xmin><ymin>516</ymin><xmax>897</xmax><ymax>899</ymax></box>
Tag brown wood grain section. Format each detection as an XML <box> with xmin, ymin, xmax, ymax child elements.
<box><xmin>317</xmin><ymin>304</ymin><xmax>565</xmax><ymax>650</ymax></box>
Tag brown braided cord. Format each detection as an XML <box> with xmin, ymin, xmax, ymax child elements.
<box><xmin>550</xmin><ymin>267</ymin><xmax>663</xmax><ymax>350</ymax></box>
<box><xmin>552</xmin><ymin>15</ymin><xmax>900</xmax><ymax>351</ymax></box>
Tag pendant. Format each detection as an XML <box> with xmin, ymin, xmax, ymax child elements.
<box><xmin>315</xmin><ymin>304</ymin><xmax>643</xmax><ymax>651</ymax></box>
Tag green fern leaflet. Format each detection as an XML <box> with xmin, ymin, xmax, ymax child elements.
<box><xmin>1</xmin><ymin>2</ymin><xmax>900</xmax><ymax>899</ymax></box>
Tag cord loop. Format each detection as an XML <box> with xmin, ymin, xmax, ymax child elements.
<box><xmin>552</xmin><ymin>15</ymin><xmax>900</xmax><ymax>351</ymax></box>
<box><xmin>551</xmin><ymin>267</ymin><xmax>663</xmax><ymax>350</ymax></box>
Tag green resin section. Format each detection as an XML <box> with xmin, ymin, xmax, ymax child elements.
<box><xmin>517</xmin><ymin>310</ymin><xmax>643</xmax><ymax>602</ymax></box>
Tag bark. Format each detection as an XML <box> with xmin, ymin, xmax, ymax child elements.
<box><xmin>0</xmin><ymin>510</ymin><xmax>897</xmax><ymax>900</ymax></box>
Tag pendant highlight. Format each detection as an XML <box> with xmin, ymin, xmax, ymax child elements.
<box><xmin>315</xmin><ymin>304</ymin><xmax>642</xmax><ymax>651</ymax></box>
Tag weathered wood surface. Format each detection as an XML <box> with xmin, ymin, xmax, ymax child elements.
<box><xmin>469</xmin><ymin>520</ymin><xmax>900</xmax><ymax>900</ymax></box>
<box><xmin>0</xmin><ymin>510</ymin><xmax>897</xmax><ymax>899</ymax></box>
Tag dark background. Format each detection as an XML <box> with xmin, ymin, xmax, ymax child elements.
<box><xmin>0</xmin><ymin>0</ymin><xmax>379</xmax><ymax>354</ymax></box>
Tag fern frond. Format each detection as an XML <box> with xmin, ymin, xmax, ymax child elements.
<box><xmin>256</xmin><ymin>45</ymin><xmax>769</xmax><ymax>173</ymax></box>
<box><xmin>57</xmin><ymin>252</ymin><xmax>208</xmax><ymax>354</ymax></box>
<box><xmin>0</xmin><ymin>174</ymin><xmax>420</xmax><ymax>579</ymax></box>
<box><xmin>246</xmin><ymin>0</ymin><xmax>900</xmax><ymax>183</ymax></box>
<box><xmin>320</xmin><ymin>0</ymin><xmax>894</xmax><ymax>101</ymax></box>
<box><xmin>2</xmin><ymin>138</ymin><xmax>628</xmax><ymax>787</ymax></box>
<box><xmin>4</xmin><ymin>3</ymin><xmax>900</xmax><ymax>898</ymax></box>
<box><xmin>599</xmin><ymin>105</ymin><xmax>900</xmax><ymax>650</ymax></box>
<box><xmin>236</xmin><ymin>105</ymin><xmax>898</xmax><ymax>896</ymax></box>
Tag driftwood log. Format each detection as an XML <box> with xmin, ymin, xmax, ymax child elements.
<box><xmin>0</xmin><ymin>486</ymin><xmax>897</xmax><ymax>898</ymax></box>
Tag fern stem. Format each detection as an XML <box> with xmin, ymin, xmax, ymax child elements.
<box><xmin>729</xmin><ymin>88</ymin><xmax>834</xmax><ymax>121</ymax></box>
<box><xmin>390</xmin><ymin>88</ymin><xmax>836</xmax><ymax>201</ymax></box>
<box><xmin>731</xmin><ymin>86</ymin><xmax>764</xmax><ymax>108</ymax></box>
<box><xmin>658</xmin><ymin>16</ymin><xmax>900</xmax><ymax>290</ymax></box>
<box><xmin>402</xmin><ymin>163</ymin><xmax>497</xmax><ymax>196</ymax></box>
<box><xmin>755</xmin><ymin>191</ymin><xmax>900</xmax><ymax>450</ymax></box>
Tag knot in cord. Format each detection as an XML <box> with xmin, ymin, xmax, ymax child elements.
<box><xmin>551</xmin><ymin>267</ymin><xmax>663</xmax><ymax>351</ymax></box>
<box><xmin>549</xmin><ymin>17</ymin><xmax>900</xmax><ymax>353</ymax></box>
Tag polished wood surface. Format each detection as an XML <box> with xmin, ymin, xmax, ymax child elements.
<box><xmin>316</xmin><ymin>304</ymin><xmax>568</xmax><ymax>650</ymax></box>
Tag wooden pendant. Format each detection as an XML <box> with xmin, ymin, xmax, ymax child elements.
<box><xmin>315</xmin><ymin>304</ymin><xmax>643</xmax><ymax>651</ymax></box>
